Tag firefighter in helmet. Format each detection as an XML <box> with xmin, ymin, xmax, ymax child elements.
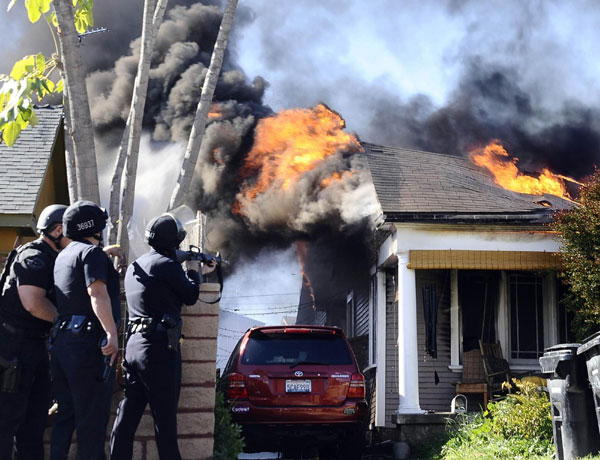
<box><xmin>0</xmin><ymin>204</ymin><xmax>69</xmax><ymax>460</ymax></box>
<box><xmin>110</xmin><ymin>213</ymin><xmax>215</xmax><ymax>460</ymax></box>
<box><xmin>50</xmin><ymin>201</ymin><xmax>121</xmax><ymax>460</ymax></box>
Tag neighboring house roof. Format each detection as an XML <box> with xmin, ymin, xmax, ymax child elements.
<box><xmin>362</xmin><ymin>142</ymin><xmax>573</xmax><ymax>223</ymax></box>
<box><xmin>0</xmin><ymin>106</ymin><xmax>63</xmax><ymax>225</ymax></box>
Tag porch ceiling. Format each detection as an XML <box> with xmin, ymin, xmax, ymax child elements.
<box><xmin>408</xmin><ymin>250</ymin><xmax>561</xmax><ymax>270</ymax></box>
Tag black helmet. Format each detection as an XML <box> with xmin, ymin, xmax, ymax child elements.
<box><xmin>36</xmin><ymin>204</ymin><xmax>68</xmax><ymax>234</ymax></box>
<box><xmin>63</xmin><ymin>201</ymin><xmax>108</xmax><ymax>239</ymax></box>
<box><xmin>144</xmin><ymin>213</ymin><xmax>186</xmax><ymax>250</ymax></box>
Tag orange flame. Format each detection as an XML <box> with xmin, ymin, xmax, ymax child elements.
<box><xmin>470</xmin><ymin>140</ymin><xmax>572</xmax><ymax>198</ymax></box>
<box><xmin>236</xmin><ymin>104</ymin><xmax>360</xmax><ymax>204</ymax></box>
<box><xmin>295</xmin><ymin>241</ymin><xmax>315</xmax><ymax>310</ymax></box>
<box><xmin>320</xmin><ymin>170</ymin><xmax>356</xmax><ymax>188</ymax></box>
<box><xmin>208</xmin><ymin>103</ymin><xmax>223</xmax><ymax>119</ymax></box>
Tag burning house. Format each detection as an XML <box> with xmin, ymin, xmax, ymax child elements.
<box><xmin>361</xmin><ymin>141</ymin><xmax>574</xmax><ymax>429</ymax></box>
<box><xmin>290</xmin><ymin>137</ymin><xmax>575</xmax><ymax>435</ymax></box>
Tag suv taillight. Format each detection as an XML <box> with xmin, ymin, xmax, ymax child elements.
<box><xmin>226</xmin><ymin>373</ymin><xmax>248</xmax><ymax>400</ymax></box>
<box><xmin>347</xmin><ymin>372</ymin><xmax>365</xmax><ymax>399</ymax></box>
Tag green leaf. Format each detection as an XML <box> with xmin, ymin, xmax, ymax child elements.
<box><xmin>25</xmin><ymin>0</ymin><xmax>42</xmax><ymax>23</ymax></box>
<box><xmin>2</xmin><ymin>121</ymin><xmax>22</xmax><ymax>147</ymax></box>
<box><xmin>40</xmin><ymin>78</ymin><xmax>55</xmax><ymax>95</ymax></box>
<box><xmin>56</xmin><ymin>78</ymin><xmax>64</xmax><ymax>94</ymax></box>
<box><xmin>36</xmin><ymin>53</ymin><xmax>46</xmax><ymax>73</ymax></box>
<box><xmin>9</xmin><ymin>60</ymin><xmax>26</xmax><ymax>80</ymax></box>
<box><xmin>21</xmin><ymin>108</ymin><xmax>33</xmax><ymax>122</ymax></box>
<box><xmin>29</xmin><ymin>110</ymin><xmax>38</xmax><ymax>126</ymax></box>
<box><xmin>7</xmin><ymin>0</ymin><xmax>18</xmax><ymax>12</ymax></box>
<box><xmin>39</xmin><ymin>0</ymin><xmax>51</xmax><ymax>13</ymax></box>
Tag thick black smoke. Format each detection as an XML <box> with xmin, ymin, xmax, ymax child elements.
<box><xmin>362</xmin><ymin>60</ymin><xmax>600</xmax><ymax>181</ymax></box>
<box><xmin>88</xmin><ymin>2</ymin><xmax>269</xmax><ymax>145</ymax></box>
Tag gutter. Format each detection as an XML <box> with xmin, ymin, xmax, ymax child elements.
<box><xmin>382</xmin><ymin>212</ymin><xmax>552</xmax><ymax>225</ymax></box>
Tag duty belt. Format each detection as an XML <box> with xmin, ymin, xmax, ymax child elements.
<box><xmin>127</xmin><ymin>318</ymin><xmax>168</xmax><ymax>335</ymax></box>
<box><xmin>54</xmin><ymin>315</ymin><xmax>101</xmax><ymax>335</ymax></box>
<box><xmin>128</xmin><ymin>314</ymin><xmax>182</xmax><ymax>351</ymax></box>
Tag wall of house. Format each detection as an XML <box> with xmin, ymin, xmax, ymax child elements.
<box><xmin>0</xmin><ymin>228</ymin><xmax>19</xmax><ymax>256</ymax></box>
<box><xmin>385</xmin><ymin>270</ymin><xmax>398</xmax><ymax>428</ymax></box>
<box><xmin>415</xmin><ymin>270</ymin><xmax>456</xmax><ymax>412</ymax></box>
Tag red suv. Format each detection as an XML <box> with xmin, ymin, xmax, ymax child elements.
<box><xmin>220</xmin><ymin>325</ymin><xmax>368</xmax><ymax>459</ymax></box>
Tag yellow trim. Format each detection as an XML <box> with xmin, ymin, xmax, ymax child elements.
<box><xmin>408</xmin><ymin>250</ymin><xmax>561</xmax><ymax>270</ymax></box>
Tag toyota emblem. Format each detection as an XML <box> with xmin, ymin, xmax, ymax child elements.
<box><xmin>294</xmin><ymin>371</ymin><xmax>304</xmax><ymax>377</ymax></box>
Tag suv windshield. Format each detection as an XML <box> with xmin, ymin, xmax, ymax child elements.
<box><xmin>241</xmin><ymin>332</ymin><xmax>353</xmax><ymax>366</ymax></box>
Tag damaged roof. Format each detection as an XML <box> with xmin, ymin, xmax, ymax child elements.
<box><xmin>0</xmin><ymin>106</ymin><xmax>64</xmax><ymax>223</ymax></box>
<box><xmin>362</xmin><ymin>142</ymin><xmax>573</xmax><ymax>223</ymax></box>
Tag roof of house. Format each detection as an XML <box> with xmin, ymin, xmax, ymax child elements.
<box><xmin>362</xmin><ymin>142</ymin><xmax>573</xmax><ymax>223</ymax></box>
<box><xmin>0</xmin><ymin>106</ymin><xmax>63</xmax><ymax>216</ymax></box>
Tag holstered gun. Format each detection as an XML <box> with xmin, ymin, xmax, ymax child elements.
<box><xmin>0</xmin><ymin>356</ymin><xmax>20</xmax><ymax>393</ymax></box>
<box><xmin>161</xmin><ymin>314</ymin><xmax>182</xmax><ymax>352</ymax></box>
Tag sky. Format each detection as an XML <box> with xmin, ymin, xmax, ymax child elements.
<box><xmin>2</xmin><ymin>0</ymin><xmax>600</xmax><ymax>331</ymax></box>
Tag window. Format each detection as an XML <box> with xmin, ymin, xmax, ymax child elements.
<box><xmin>458</xmin><ymin>271</ymin><xmax>499</xmax><ymax>353</ymax></box>
<box><xmin>509</xmin><ymin>273</ymin><xmax>544</xmax><ymax>360</ymax></box>
<box><xmin>241</xmin><ymin>332</ymin><xmax>353</xmax><ymax>366</ymax></box>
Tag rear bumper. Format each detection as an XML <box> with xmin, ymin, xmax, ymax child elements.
<box><xmin>231</xmin><ymin>399</ymin><xmax>368</xmax><ymax>452</ymax></box>
<box><xmin>230</xmin><ymin>398</ymin><xmax>368</xmax><ymax>425</ymax></box>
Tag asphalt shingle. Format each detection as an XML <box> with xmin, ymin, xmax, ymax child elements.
<box><xmin>362</xmin><ymin>142</ymin><xmax>571</xmax><ymax>217</ymax></box>
<box><xmin>0</xmin><ymin>106</ymin><xmax>63</xmax><ymax>214</ymax></box>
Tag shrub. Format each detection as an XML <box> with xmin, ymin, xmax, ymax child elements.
<box><xmin>441</xmin><ymin>381</ymin><xmax>554</xmax><ymax>460</ymax></box>
<box><xmin>213</xmin><ymin>387</ymin><xmax>245</xmax><ymax>460</ymax></box>
<box><xmin>487</xmin><ymin>381</ymin><xmax>553</xmax><ymax>442</ymax></box>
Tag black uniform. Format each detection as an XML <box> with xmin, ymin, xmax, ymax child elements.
<box><xmin>110</xmin><ymin>249</ymin><xmax>200</xmax><ymax>460</ymax></box>
<box><xmin>50</xmin><ymin>240</ymin><xmax>121</xmax><ymax>460</ymax></box>
<box><xmin>0</xmin><ymin>239</ymin><xmax>56</xmax><ymax>460</ymax></box>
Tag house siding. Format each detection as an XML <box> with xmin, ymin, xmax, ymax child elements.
<box><xmin>416</xmin><ymin>270</ymin><xmax>456</xmax><ymax>411</ymax></box>
<box><xmin>384</xmin><ymin>271</ymin><xmax>398</xmax><ymax>427</ymax></box>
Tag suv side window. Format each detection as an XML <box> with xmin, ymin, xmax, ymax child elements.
<box><xmin>224</xmin><ymin>337</ymin><xmax>243</xmax><ymax>374</ymax></box>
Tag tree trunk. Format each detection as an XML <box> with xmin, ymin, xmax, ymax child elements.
<box><xmin>107</xmin><ymin>112</ymin><xmax>130</xmax><ymax>245</ymax></box>
<box><xmin>62</xmin><ymin>97</ymin><xmax>78</xmax><ymax>203</ymax></box>
<box><xmin>168</xmin><ymin>0</ymin><xmax>239</xmax><ymax>211</ymax></box>
<box><xmin>116</xmin><ymin>0</ymin><xmax>169</xmax><ymax>256</ymax></box>
<box><xmin>53</xmin><ymin>0</ymin><xmax>100</xmax><ymax>203</ymax></box>
<box><xmin>108</xmin><ymin>0</ymin><xmax>169</xmax><ymax>245</ymax></box>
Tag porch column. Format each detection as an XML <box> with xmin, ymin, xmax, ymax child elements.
<box><xmin>396</xmin><ymin>251</ymin><xmax>425</xmax><ymax>414</ymax></box>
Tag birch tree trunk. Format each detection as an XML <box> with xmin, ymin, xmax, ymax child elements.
<box><xmin>168</xmin><ymin>0</ymin><xmax>239</xmax><ymax>211</ymax></box>
<box><xmin>62</xmin><ymin>97</ymin><xmax>78</xmax><ymax>203</ymax></box>
<box><xmin>108</xmin><ymin>0</ymin><xmax>169</xmax><ymax>245</ymax></box>
<box><xmin>107</xmin><ymin>112</ymin><xmax>130</xmax><ymax>244</ymax></box>
<box><xmin>53</xmin><ymin>0</ymin><xmax>100</xmax><ymax>203</ymax></box>
<box><xmin>116</xmin><ymin>0</ymin><xmax>169</xmax><ymax>255</ymax></box>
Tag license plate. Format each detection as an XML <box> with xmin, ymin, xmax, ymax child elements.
<box><xmin>286</xmin><ymin>379</ymin><xmax>311</xmax><ymax>393</ymax></box>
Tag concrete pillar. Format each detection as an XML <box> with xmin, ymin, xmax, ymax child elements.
<box><xmin>396</xmin><ymin>251</ymin><xmax>424</xmax><ymax>414</ymax></box>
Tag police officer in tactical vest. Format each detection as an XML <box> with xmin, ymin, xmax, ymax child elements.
<box><xmin>110</xmin><ymin>213</ymin><xmax>215</xmax><ymax>460</ymax></box>
<box><xmin>0</xmin><ymin>204</ymin><xmax>69</xmax><ymax>460</ymax></box>
<box><xmin>50</xmin><ymin>201</ymin><xmax>121</xmax><ymax>460</ymax></box>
